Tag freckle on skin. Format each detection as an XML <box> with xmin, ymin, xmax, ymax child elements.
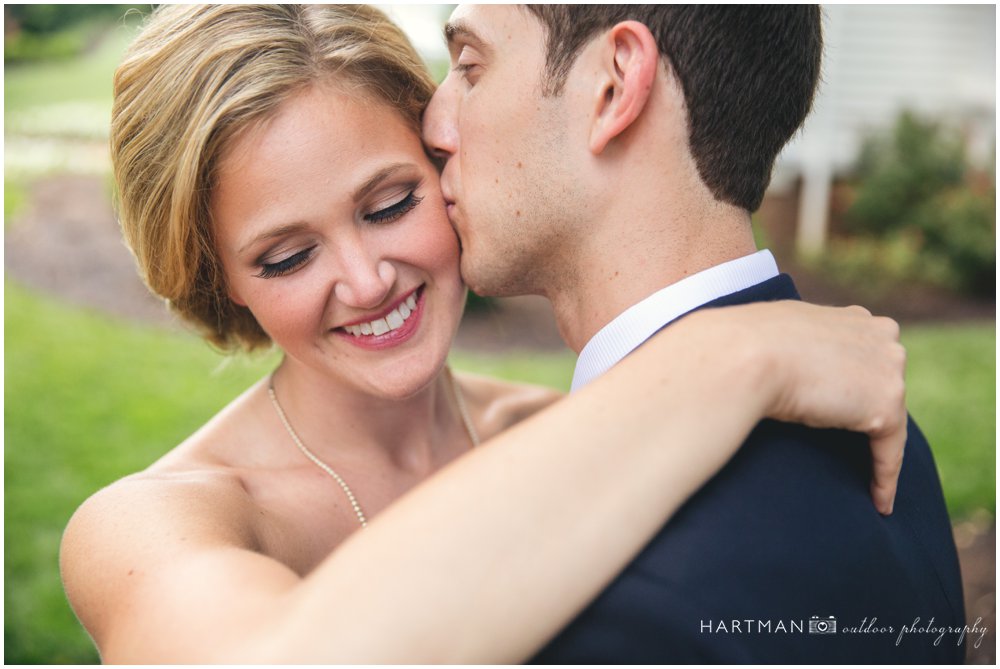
<box><xmin>516</xmin><ymin>210</ymin><xmax>521</xmax><ymax>217</ymax></box>
<box><xmin>127</xmin><ymin>569</ymin><xmax>134</xmax><ymax>576</ymax></box>
<box><xmin>516</xmin><ymin>161</ymin><xmax>523</xmax><ymax>168</ymax></box>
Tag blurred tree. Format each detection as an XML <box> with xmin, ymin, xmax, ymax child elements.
<box><xmin>5</xmin><ymin>5</ymin><xmax>134</xmax><ymax>34</ymax></box>
<box><xmin>4</xmin><ymin>5</ymin><xmax>142</xmax><ymax>63</ymax></box>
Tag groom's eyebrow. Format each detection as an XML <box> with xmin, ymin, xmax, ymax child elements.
<box><xmin>443</xmin><ymin>19</ymin><xmax>488</xmax><ymax>51</ymax></box>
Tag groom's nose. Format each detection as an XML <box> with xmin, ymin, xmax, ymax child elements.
<box><xmin>422</xmin><ymin>79</ymin><xmax>459</xmax><ymax>161</ymax></box>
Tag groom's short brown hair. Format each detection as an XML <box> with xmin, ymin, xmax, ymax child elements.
<box><xmin>524</xmin><ymin>5</ymin><xmax>822</xmax><ymax>213</ymax></box>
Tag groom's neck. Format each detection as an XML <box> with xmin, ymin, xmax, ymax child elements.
<box><xmin>547</xmin><ymin>195</ymin><xmax>756</xmax><ymax>354</ymax></box>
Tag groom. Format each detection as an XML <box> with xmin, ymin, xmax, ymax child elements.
<box><xmin>423</xmin><ymin>5</ymin><xmax>965</xmax><ymax>663</ymax></box>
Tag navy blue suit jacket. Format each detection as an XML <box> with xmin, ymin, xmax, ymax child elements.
<box><xmin>531</xmin><ymin>275</ymin><xmax>964</xmax><ymax>664</ymax></box>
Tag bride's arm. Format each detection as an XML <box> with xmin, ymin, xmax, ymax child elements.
<box><xmin>61</xmin><ymin>301</ymin><xmax>905</xmax><ymax>663</ymax></box>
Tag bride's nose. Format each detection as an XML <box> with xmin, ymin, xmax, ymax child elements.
<box><xmin>333</xmin><ymin>247</ymin><xmax>396</xmax><ymax>309</ymax></box>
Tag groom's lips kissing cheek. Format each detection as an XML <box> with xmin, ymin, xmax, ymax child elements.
<box><xmin>440</xmin><ymin>184</ymin><xmax>461</xmax><ymax>235</ymax></box>
<box><xmin>333</xmin><ymin>285</ymin><xmax>426</xmax><ymax>351</ymax></box>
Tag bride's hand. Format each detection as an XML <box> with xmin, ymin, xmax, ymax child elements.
<box><xmin>683</xmin><ymin>301</ymin><xmax>907</xmax><ymax>515</ymax></box>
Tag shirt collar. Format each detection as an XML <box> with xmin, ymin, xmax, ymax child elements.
<box><xmin>570</xmin><ymin>249</ymin><xmax>779</xmax><ymax>392</ymax></box>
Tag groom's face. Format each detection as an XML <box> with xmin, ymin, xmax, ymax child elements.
<box><xmin>423</xmin><ymin>5</ymin><xmax>582</xmax><ymax>298</ymax></box>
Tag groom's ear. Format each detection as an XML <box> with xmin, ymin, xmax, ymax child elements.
<box><xmin>588</xmin><ymin>21</ymin><xmax>659</xmax><ymax>156</ymax></box>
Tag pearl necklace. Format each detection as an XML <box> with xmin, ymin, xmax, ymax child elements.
<box><xmin>267</xmin><ymin>367</ymin><xmax>480</xmax><ymax>528</ymax></box>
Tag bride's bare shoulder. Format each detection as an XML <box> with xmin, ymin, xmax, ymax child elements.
<box><xmin>67</xmin><ymin>461</ymin><xmax>257</xmax><ymax>536</ymax></box>
<box><xmin>61</xmin><ymin>456</ymin><xmax>261</xmax><ymax>582</ymax></box>
<box><xmin>452</xmin><ymin>369</ymin><xmax>564</xmax><ymax>440</ymax></box>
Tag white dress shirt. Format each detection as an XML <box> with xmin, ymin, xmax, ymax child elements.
<box><xmin>570</xmin><ymin>249</ymin><xmax>780</xmax><ymax>392</ymax></box>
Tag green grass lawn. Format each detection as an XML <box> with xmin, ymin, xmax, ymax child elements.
<box><xmin>5</xmin><ymin>281</ymin><xmax>995</xmax><ymax>663</ymax></box>
<box><xmin>902</xmin><ymin>321</ymin><xmax>996</xmax><ymax>519</ymax></box>
<box><xmin>4</xmin><ymin>179</ymin><xmax>28</xmax><ymax>223</ymax></box>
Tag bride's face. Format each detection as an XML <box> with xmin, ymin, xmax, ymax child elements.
<box><xmin>212</xmin><ymin>83</ymin><xmax>466</xmax><ymax>399</ymax></box>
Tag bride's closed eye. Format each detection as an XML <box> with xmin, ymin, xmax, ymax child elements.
<box><xmin>257</xmin><ymin>245</ymin><xmax>317</xmax><ymax>279</ymax></box>
<box><xmin>364</xmin><ymin>190</ymin><xmax>424</xmax><ymax>224</ymax></box>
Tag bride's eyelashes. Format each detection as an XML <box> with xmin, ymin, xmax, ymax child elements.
<box><xmin>363</xmin><ymin>191</ymin><xmax>423</xmax><ymax>224</ymax></box>
<box><xmin>257</xmin><ymin>245</ymin><xmax>317</xmax><ymax>279</ymax></box>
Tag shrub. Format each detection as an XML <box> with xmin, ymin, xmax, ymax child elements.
<box><xmin>3</xmin><ymin>30</ymin><xmax>89</xmax><ymax>63</ymax></box>
<box><xmin>844</xmin><ymin>111</ymin><xmax>995</xmax><ymax>297</ymax></box>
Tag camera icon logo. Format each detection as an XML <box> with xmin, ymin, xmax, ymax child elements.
<box><xmin>808</xmin><ymin>615</ymin><xmax>837</xmax><ymax>634</ymax></box>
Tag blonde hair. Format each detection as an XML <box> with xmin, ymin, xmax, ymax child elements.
<box><xmin>112</xmin><ymin>4</ymin><xmax>436</xmax><ymax>350</ymax></box>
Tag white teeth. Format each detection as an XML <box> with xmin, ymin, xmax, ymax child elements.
<box><xmin>343</xmin><ymin>290</ymin><xmax>420</xmax><ymax>337</ymax></box>
<box><xmin>386</xmin><ymin>308</ymin><xmax>404</xmax><ymax>330</ymax></box>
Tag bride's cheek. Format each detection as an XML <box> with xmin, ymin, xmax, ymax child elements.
<box><xmin>412</xmin><ymin>212</ymin><xmax>462</xmax><ymax>272</ymax></box>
